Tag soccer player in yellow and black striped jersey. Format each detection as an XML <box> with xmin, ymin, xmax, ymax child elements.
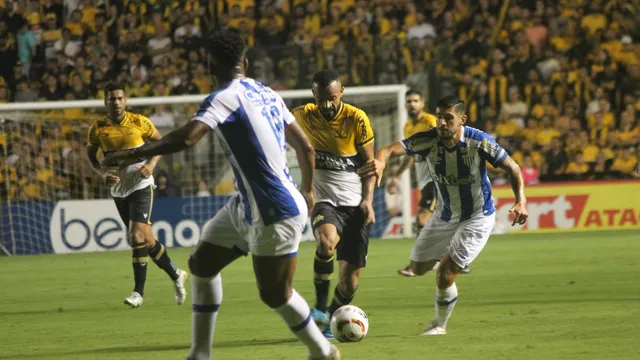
<box><xmin>86</xmin><ymin>82</ymin><xmax>187</xmax><ymax>308</ymax></box>
<box><xmin>293</xmin><ymin>69</ymin><xmax>377</xmax><ymax>339</ymax></box>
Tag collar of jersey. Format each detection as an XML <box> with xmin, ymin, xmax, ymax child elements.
<box><xmin>106</xmin><ymin>112</ymin><xmax>128</xmax><ymax>125</ymax></box>
<box><xmin>318</xmin><ymin>102</ymin><xmax>344</xmax><ymax>122</ymax></box>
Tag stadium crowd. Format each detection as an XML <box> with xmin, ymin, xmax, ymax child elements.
<box><xmin>0</xmin><ymin>0</ymin><xmax>639</xmax><ymax>201</ymax></box>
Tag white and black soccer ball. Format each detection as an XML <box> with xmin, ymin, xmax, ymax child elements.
<box><xmin>329</xmin><ymin>305</ymin><xmax>369</xmax><ymax>343</ymax></box>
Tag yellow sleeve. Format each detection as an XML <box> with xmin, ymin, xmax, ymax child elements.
<box><xmin>292</xmin><ymin>106</ymin><xmax>311</xmax><ymax>136</ymax></box>
<box><xmin>292</xmin><ymin>105</ymin><xmax>306</xmax><ymax>123</ymax></box>
<box><xmin>426</xmin><ymin>113</ymin><xmax>437</xmax><ymax>129</ymax></box>
<box><xmin>139</xmin><ymin>115</ymin><xmax>157</xmax><ymax>138</ymax></box>
<box><xmin>87</xmin><ymin>124</ymin><xmax>99</xmax><ymax>146</ymax></box>
<box><xmin>403</xmin><ymin>122</ymin><xmax>411</xmax><ymax>138</ymax></box>
<box><xmin>355</xmin><ymin>110</ymin><xmax>374</xmax><ymax>146</ymax></box>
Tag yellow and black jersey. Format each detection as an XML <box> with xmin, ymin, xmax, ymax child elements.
<box><xmin>293</xmin><ymin>102</ymin><xmax>374</xmax><ymax>207</ymax></box>
<box><xmin>404</xmin><ymin>112</ymin><xmax>437</xmax><ymax>138</ymax></box>
<box><xmin>404</xmin><ymin>112</ymin><xmax>437</xmax><ymax>189</ymax></box>
<box><xmin>88</xmin><ymin>111</ymin><xmax>157</xmax><ymax>198</ymax></box>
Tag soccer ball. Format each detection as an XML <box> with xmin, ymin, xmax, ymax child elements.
<box><xmin>329</xmin><ymin>305</ymin><xmax>369</xmax><ymax>343</ymax></box>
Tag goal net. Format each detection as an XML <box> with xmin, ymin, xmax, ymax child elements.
<box><xmin>0</xmin><ymin>85</ymin><xmax>411</xmax><ymax>256</ymax></box>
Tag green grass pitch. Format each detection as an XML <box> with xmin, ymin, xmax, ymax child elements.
<box><xmin>1</xmin><ymin>230</ymin><xmax>639</xmax><ymax>360</ymax></box>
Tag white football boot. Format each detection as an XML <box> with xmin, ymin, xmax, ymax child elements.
<box><xmin>308</xmin><ymin>345</ymin><xmax>341</xmax><ymax>360</ymax></box>
<box><xmin>421</xmin><ymin>320</ymin><xmax>447</xmax><ymax>335</ymax></box>
<box><xmin>174</xmin><ymin>269</ymin><xmax>188</xmax><ymax>305</ymax></box>
<box><xmin>124</xmin><ymin>291</ymin><xmax>144</xmax><ymax>308</ymax></box>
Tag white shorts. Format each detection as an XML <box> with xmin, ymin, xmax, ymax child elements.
<box><xmin>200</xmin><ymin>196</ymin><xmax>307</xmax><ymax>257</ymax></box>
<box><xmin>410</xmin><ymin>212</ymin><xmax>495</xmax><ymax>268</ymax></box>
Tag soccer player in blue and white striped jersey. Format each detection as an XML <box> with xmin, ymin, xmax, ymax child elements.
<box><xmin>358</xmin><ymin>95</ymin><xmax>528</xmax><ymax>335</ymax></box>
<box><xmin>104</xmin><ymin>31</ymin><xmax>339</xmax><ymax>360</ymax></box>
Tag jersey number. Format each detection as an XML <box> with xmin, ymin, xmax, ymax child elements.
<box><xmin>262</xmin><ymin>106</ymin><xmax>286</xmax><ymax>152</ymax></box>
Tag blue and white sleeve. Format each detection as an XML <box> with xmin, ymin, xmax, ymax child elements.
<box><xmin>400</xmin><ymin>129</ymin><xmax>436</xmax><ymax>156</ymax></box>
<box><xmin>281</xmin><ymin>99</ymin><xmax>296</xmax><ymax>126</ymax></box>
<box><xmin>477</xmin><ymin>132</ymin><xmax>508</xmax><ymax>167</ymax></box>
<box><xmin>190</xmin><ymin>93</ymin><xmax>231</xmax><ymax>130</ymax></box>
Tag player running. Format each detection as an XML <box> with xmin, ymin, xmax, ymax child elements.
<box><xmin>87</xmin><ymin>82</ymin><xmax>187</xmax><ymax>308</ymax></box>
<box><xmin>358</xmin><ymin>95</ymin><xmax>528</xmax><ymax>335</ymax></box>
<box><xmin>103</xmin><ymin>31</ymin><xmax>339</xmax><ymax>360</ymax></box>
<box><xmin>293</xmin><ymin>69</ymin><xmax>377</xmax><ymax>339</ymax></box>
<box><xmin>392</xmin><ymin>90</ymin><xmax>470</xmax><ymax>277</ymax></box>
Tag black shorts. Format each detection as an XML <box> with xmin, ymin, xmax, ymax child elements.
<box><xmin>419</xmin><ymin>182</ymin><xmax>437</xmax><ymax>212</ymax></box>
<box><xmin>113</xmin><ymin>186</ymin><xmax>154</xmax><ymax>226</ymax></box>
<box><xmin>310</xmin><ymin>202</ymin><xmax>370</xmax><ymax>267</ymax></box>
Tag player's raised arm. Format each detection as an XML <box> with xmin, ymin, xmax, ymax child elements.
<box><xmin>358</xmin><ymin>129</ymin><xmax>435</xmax><ymax>185</ymax></box>
<box><xmin>106</xmin><ymin>121</ymin><xmax>210</xmax><ymax>165</ymax></box>
<box><xmin>357</xmin><ymin>142</ymin><xmax>405</xmax><ymax>186</ymax></box>
<box><xmin>286</xmin><ymin>120</ymin><xmax>316</xmax><ymax>211</ymax></box>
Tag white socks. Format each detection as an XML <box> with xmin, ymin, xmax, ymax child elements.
<box><xmin>186</xmin><ymin>279</ymin><xmax>331</xmax><ymax>360</ymax></box>
<box><xmin>435</xmin><ymin>283</ymin><xmax>458</xmax><ymax>328</ymax></box>
<box><xmin>187</xmin><ymin>274</ymin><xmax>223</xmax><ymax>360</ymax></box>
<box><xmin>274</xmin><ymin>290</ymin><xmax>332</xmax><ymax>358</ymax></box>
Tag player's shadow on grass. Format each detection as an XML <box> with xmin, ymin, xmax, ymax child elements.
<box><xmin>0</xmin><ymin>338</ymin><xmax>299</xmax><ymax>359</ymax></box>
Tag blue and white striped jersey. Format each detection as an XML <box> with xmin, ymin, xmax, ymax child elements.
<box><xmin>191</xmin><ymin>78</ymin><xmax>306</xmax><ymax>226</ymax></box>
<box><xmin>401</xmin><ymin>126</ymin><xmax>508</xmax><ymax>223</ymax></box>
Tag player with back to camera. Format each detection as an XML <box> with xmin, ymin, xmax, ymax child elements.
<box><xmin>358</xmin><ymin>95</ymin><xmax>528</xmax><ymax>335</ymax></box>
<box><xmin>103</xmin><ymin>31</ymin><xmax>339</xmax><ymax>360</ymax></box>
<box><xmin>293</xmin><ymin>69</ymin><xmax>377</xmax><ymax>339</ymax></box>
<box><xmin>86</xmin><ymin>82</ymin><xmax>188</xmax><ymax>308</ymax></box>
<box><xmin>392</xmin><ymin>89</ymin><xmax>470</xmax><ymax>277</ymax></box>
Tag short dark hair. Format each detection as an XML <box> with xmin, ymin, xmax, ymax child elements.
<box><xmin>208</xmin><ymin>30</ymin><xmax>246</xmax><ymax>68</ymax></box>
<box><xmin>436</xmin><ymin>95</ymin><xmax>465</xmax><ymax>114</ymax></box>
<box><xmin>312</xmin><ymin>69</ymin><xmax>340</xmax><ymax>88</ymax></box>
<box><xmin>405</xmin><ymin>89</ymin><xmax>423</xmax><ymax>98</ymax></box>
<box><xmin>104</xmin><ymin>82</ymin><xmax>125</xmax><ymax>95</ymax></box>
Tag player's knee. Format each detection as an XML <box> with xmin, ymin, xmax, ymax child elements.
<box><xmin>436</xmin><ymin>261</ymin><xmax>459</xmax><ymax>289</ymax></box>
<box><xmin>188</xmin><ymin>252</ymin><xmax>218</xmax><ymax>278</ymax></box>
<box><xmin>316</xmin><ymin>234</ymin><xmax>337</xmax><ymax>257</ymax></box>
<box><xmin>411</xmin><ymin>260</ymin><xmax>436</xmax><ymax>276</ymax></box>
<box><xmin>258</xmin><ymin>287</ymin><xmax>291</xmax><ymax>309</ymax></box>
<box><xmin>129</xmin><ymin>229</ymin><xmax>145</xmax><ymax>246</ymax></box>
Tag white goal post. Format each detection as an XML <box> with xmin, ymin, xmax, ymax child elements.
<box><xmin>0</xmin><ymin>85</ymin><xmax>412</xmax><ymax>256</ymax></box>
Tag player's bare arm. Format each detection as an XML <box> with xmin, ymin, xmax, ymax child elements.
<box><xmin>497</xmin><ymin>155</ymin><xmax>528</xmax><ymax>226</ymax></box>
<box><xmin>87</xmin><ymin>144</ymin><xmax>120</xmax><ymax>186</ymax></box>
<box><xmin>104</xmin><ymin>121</ymin><xmax>210</xmax><ymax>165</ymax></box>
<box><xmin>357</xmin><ymin>141</ymin><xmax>377</xmax><ymax>225</ymax></box>
<box><xmin>286</xmin><ymin>121</ymin><xmax>316</xmax><ymax>211</ymax></box>
<box><xmin>357</xmin><ymin>141</ymin><xmax>407</xmax><ymax>186</ymax></box>
<box><xmin>393</xmin><ymin>155</ymin><xmax>414</xmax><ymax>177</ymax></box>
<box><xmin>137</xmin><ymin>129</ymin><xmax>163</xmax><ymax>178</ymax></box>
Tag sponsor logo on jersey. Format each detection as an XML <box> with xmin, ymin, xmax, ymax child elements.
<box><xmin>434</xmin><ymin>173</ymin><xmax>475</xmax><ymax>186</ymax></box>
<box><xmin>315</xmin><ymin>151</ymin><xmax>363</xmax><ymax>172</ymax></box>
<box><xmin>312</xmin><ymin>215</ymin><xmax>325</xmax><ymax>226</ymax></box>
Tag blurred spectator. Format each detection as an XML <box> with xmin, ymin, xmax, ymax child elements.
<box><xmin>521</xmin><ymin>155</ymin><xmax>540</xmax><ymax>185</ymax></box>
<box><xmin>197</xmin><ymin>179</ymin><xmax>211</xmax><ymax>197</ymax></box>
<box><xmin>149</xmin><ymin>104</ymin><xmax>176</xmax><ymax>129</ymax></box>
<box><xmin>501</xmin><ymin>86</ymin><xmax>528</xmax><ymax>128</ymax></box>
<box><xmin>155</xmin><ymin>172</ymin><xmax>181</xmax><ymax>197</ymax></box>
<box><xmin>611</xmin><ymin>147</ymin><xmax>638</xmax><ymax>176</ymax></box>
<box><xmin>16</xmin><ymin>22</ymin><xmax>36</xmax><ymax>75</ymax></box>
<box><xmin>543</xmin><ymin>137</ymin><xmax>568</xmax><ymax>181</ymax></box>
<box><xmin>14</xmin><ymin>80</ymin><xmax>38</xmax><ymax>102</ymax></box>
